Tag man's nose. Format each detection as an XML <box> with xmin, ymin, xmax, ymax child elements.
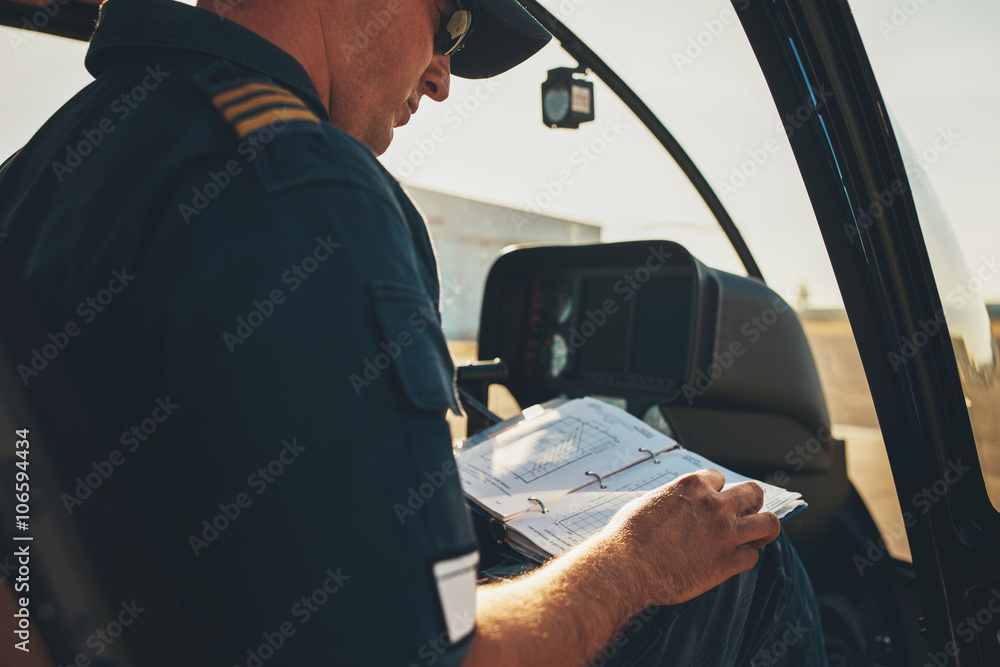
<box><xmin>420</xmin><ymin>54</ymin><xmax>451</xmax><ymax>102</ymax></box>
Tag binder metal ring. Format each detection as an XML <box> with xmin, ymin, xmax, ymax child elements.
<box><xmin>638</xmin><ymin>448</ymin><xmax>660</xmax><ymax>464</ymax></box>
<box><xmin>527</xmin><ymin>496</ymin><xmax>549</xmax><ymax>514</ymax></box>
<box><xmin>584</xmin><ymin>470</ymin><xmax>607</xmax><ymax>488</ymax></box>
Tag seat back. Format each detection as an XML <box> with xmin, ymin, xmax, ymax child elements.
<box><xmin>475</xmin><ymin>241</ymin><xmax>852</xmax><ymax>555</ymax></box>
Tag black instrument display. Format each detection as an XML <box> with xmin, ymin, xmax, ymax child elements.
<box><xmin>479</xmin><ymin>242</ymin><xmax>712</xmax><ymax>408</ymax></box>
<box><xmin>522</xmin><ymin>273</ymin><xmax>696</xmax><ymax>393</ymax></box>
<box><xmin>478</xmin><ymin>240</ymin><xmax>830</xmax><ymax>450</ymax></box>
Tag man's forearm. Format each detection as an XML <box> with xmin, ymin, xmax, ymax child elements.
<box><xmin>463</xmin><ymin>535</ymin><xmax>649</xmax><ymax>667</ymax></box>
<box><xmin>460</xmin><ymin>472</ymin><xmax>782</xmax><ymax>666</ymax></box>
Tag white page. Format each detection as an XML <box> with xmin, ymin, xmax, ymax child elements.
<box><xmin>505</xmin><ymin>449</ymin><xmax>804</xmax><ymax>560</ymax></box>
<box><xmin>457</xmin><ymin>397</ymin><xmax>679</xmax><ymax>520</ymax></box>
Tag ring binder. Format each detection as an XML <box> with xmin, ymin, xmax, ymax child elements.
<box><xmin>527</xmin><ymin>497</ymin><xmax>549</xmax><ymax>514</ymax></box>
<box><xmin>457</xmin><ymin>397</ymin><xmax>806</xmax><ymax>563</ymax></box>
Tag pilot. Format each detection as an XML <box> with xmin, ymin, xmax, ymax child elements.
<box><xmin>0</xmin><ymin>0</ymin><xmax>827</xmax><ymax>664</ymax></box>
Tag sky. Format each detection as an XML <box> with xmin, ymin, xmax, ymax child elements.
<box><xmin>2</xmin><ymin>0</ymin><xmax>998</xmax><ymax>310</ymax></box>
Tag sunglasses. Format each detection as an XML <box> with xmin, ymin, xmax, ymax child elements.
<box><xmin>436</xmin><ymin>1</ymin><xmax>477</xmax><ymax>56</ymax></box>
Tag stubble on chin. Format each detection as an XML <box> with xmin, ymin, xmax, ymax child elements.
<box><xmin>372</xmin><ymin>131</ymin><xmax>392</xmax><ymax>156</ymax></box>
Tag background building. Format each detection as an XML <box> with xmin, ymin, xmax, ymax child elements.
<box><xmin>405</xmin><ymin>184</ymin><xmax>602</xmax><ymax>341</ymax></box>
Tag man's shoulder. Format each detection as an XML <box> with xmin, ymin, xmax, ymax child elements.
<box><xmin>187</xmin><ymin>62</ymin><xmax>394</xmax><ymax>201</ymax></box>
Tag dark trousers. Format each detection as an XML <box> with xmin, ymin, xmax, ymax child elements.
<box><xmin>482</xmin><ymin>532</ymin><xmax>828</xmax><ymax>667</ymax></box>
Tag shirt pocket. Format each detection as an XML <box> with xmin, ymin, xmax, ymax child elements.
<box><xmin>370</xmin><ymin>280</ymin><xmax>461</xmax><ymax>414</ymax></box>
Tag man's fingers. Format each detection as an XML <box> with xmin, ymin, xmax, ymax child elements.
<box><xmin>722</xmin><ymin>480</ymin><xmax>766</xmax><ymax>516</ymax></box>
<box><xmin>732</xmin><ymin>543</ymin><xmax>763</xmax><ymax>572</ymax></box>
<box><xmin>735</xmin><ymin>511</ymin><xmax>781</xmax><ymax>548</ymax></box>
<box><xmin>697</xmin><ymin>468</ymin><xmax>726</xmax><ymax>491</ymax></box>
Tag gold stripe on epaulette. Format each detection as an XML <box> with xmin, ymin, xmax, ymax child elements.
<box><xmin>222</xmin><ymin>93</ymin><xmax>306</xmax><ymax>122</ymax></box>
<box><xmin>234</xmin><ymin>107</ymin><xmax>320</xmax><ymax>138</ymax></box>
<box><xmin>212</xmin><ymin>82</ymin><xmax>292</xmax><ymax>107</ymax></box>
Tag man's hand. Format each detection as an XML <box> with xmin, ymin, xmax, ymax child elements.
<box><xmin>466</xmin><ymin>469</ymin><xmax>781</xmax><ymax>667</ymax></box>
<box><xmin>600</xmin><ymin>469</ymin><xmax>781</xmax><ymax>609</ymax></box>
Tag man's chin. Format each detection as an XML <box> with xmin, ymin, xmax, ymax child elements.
<box><xmin>372</xmin><ymin>128</ymin><xmax>392</xmax><ymax>157</ymax></box>
<box><xmin>354</xmin><ymin>126</ymin><xmax>392</xmax><ymax>157</ymax></box>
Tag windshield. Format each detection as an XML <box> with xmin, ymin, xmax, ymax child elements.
<box><xmin>851</xmin><ymin>0</ymin><xmax>1000</xmax><ymax>512</ymax></box>
<box><xmin>381</xmin><ymin>0</ymin><xmax>998</xmax><ymax>548</ymax></box>
<box><xmin>4</xmin><ymin>0</ymin><xmax>996</xmax><ymax>555</ymax></box>
<box><xmin>378</xmin><ymin>0</ymin><xmax>903</xmax><ymax>557</ymax></box>
<box><xmin>382</xmin><ymin>0</ymin><xmax>840</xmax><ymax>311</ymax></box>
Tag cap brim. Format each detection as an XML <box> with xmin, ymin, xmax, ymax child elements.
<box><xmin>450</xmin><ymin>0</ymin><xmax>553</xmax><ymax>79</ymax></box>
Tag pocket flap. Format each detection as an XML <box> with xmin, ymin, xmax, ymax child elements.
<box><xmin>370</xmin><ymin>281</ymin><xmax>461</xmax><ymax>414</ymax></box>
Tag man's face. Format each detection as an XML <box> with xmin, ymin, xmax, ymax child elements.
<box><xmin>326</xmin><ymin>0</ymin><xmax>454</xmax><ymax>155</ymax></box>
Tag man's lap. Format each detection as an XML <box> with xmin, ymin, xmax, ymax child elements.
<box><xmin>593</xmin><ymin>532</ymin><xmax>827</xmax><ymax>667</ymax></box>
<box><xmin>479</xmin><ymin>533</ymin><xmax>827</xmax><ymax>667</ymax></box>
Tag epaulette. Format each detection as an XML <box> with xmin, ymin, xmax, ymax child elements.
<box><xmin>202</xmin><ymin>74</ymin><xmax>322</xmax><ymax>141</ymax></box>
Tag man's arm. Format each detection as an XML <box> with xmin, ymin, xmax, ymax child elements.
<box><xmin>122</xmin><ymin>136</ymin><xmax>774</xmax><ymax>664</ymax></box>
<box><xmin>465</xmin><ymin>470</ymin><xmax>781</xmax><ymax>667</ymax></box>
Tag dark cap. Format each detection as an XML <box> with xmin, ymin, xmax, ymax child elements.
<box><xmin>450</xmin><ymin>0</ymin><xmax>553</xmax><ymax>79</ymax></box>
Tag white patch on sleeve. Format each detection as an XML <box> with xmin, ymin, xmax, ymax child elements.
<box><xmin>432</xmin><ymin>551</ymin><xmax>479</xmax><ymax>644</ymax></box>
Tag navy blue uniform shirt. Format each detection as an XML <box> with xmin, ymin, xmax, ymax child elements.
<box><xmin>0</xmin><ymin>0</ymin><xmax>479</xmax><ymax>664</ymax></box>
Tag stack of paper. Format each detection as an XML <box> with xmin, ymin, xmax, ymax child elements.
<box><xmin>456</xmin><ymin>397</ymin><xmax>805</xmax><ymax>562</ymax></box>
